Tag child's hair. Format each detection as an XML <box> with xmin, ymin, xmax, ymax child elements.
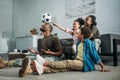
<box><xmin>81</xmin><ymin>27</ymin><xmax>91</xmax><ymax>39</ymax></box>
<box><xmin>88</xmin><ymin>15</ymin><xmax>97</xmax><ymax>26</ymax></box>
<box><xmin>40</xmin><ymin>23</ymin><xmax>53</xmax><ymax>32</ymax></box>
<box><xmin>74</xmin><ymin>18</ymin><xmax>84</xmax><ymax>28</ymax></box>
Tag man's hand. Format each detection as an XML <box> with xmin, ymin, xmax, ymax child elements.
<box><xmin>28</xmin><ymin>48</ymin><xmax>37</xmax><ymax>54</ymax></box>
<box><xmin>41</xmin><ymin>49</ymin><xmax>54</xmax><ymax>55</ymax></box>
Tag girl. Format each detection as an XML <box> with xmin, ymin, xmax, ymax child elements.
<box><xmin>52</xmin><ymin>18</ymin><xmax>84</xmax><ymax>53</ymax></box>
<box><xmin>85</xmin><ymin>15</ymin><xmax>101</xmax><ymax>51</ymax></box>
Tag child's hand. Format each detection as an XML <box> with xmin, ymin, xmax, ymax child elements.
<box><xmin>72</xmin><ymin>31</ymin><xmax>79</xmax><ymax>35</ymax></box>
<box><xmin>52</xmin><ymin>22</ymin><xmax>58</xmax><ymax>26</ymax></box>
<box><xmin>101</xmin><ymin>67</ymin><xmax>110</xmax><ymax>72</ymax></box>
<box><xmin>99</xmin><ymin>62</ymin><xmax>110</xmax><ymax>72</ymax></box>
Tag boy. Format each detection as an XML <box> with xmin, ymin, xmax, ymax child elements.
<box><xmin>28</xmin><ymin>23</ymin><xmax>63</xmax><ymax>62</ymax></box>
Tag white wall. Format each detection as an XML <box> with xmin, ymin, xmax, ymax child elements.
<box><xmin>0</xmin><ymin>0</ymin><xmax>15</xmax><ymax>53</ymax></box>
<box><xmin>96</xmin><ymin>0</ymin><xmax>120</xmax><ymax>35</ymax></box>
<box><xmin>13</xmin><ymin>0</ymin><xmax>71</xmax><ymax>39</ymax></box>
<box><xmin>13</xmin><ymin>0</ymin><xmax>120</xmax><ymax>39</ymax></box>
<box><xmin>0</xmin><ymin>0</ymin><xmax>13</xmax><ymax>38</ymax></box>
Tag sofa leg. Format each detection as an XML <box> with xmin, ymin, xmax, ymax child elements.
<box><xmin>113</xmin><ymin>52</ymin><xmax>118</xmax><ymax>66</ymax></box>
<box><xmin>113</xmin><ymin>39</ymin><xmax>118</xmax><ymax>66</ymax></box>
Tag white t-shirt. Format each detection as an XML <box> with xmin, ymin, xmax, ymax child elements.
<box><xmin>65</xmin><ymin>28</ymin><xmax>80</xmax><ymax>44</ymax></box>
<box><xmin>65</xmin><ymin>28</ymin><xmax>80</xmax><ymax>53</ymax></box>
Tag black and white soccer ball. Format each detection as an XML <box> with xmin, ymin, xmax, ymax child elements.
<box><xmin>41</xmin><ymin>13</ymin><xmax>52</xmax><ymax>23</ymax></box>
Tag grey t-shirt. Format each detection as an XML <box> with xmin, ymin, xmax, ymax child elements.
<box><xmin>39</xmin><ymin>34</ymin><xmax>62</xmax><ymax>52</ymax></box>
<box><xmin>38</xmin><ymin>34</ymin><xmax>62</xmax><ymax>61</ymax></box>
<box><xmin>90</xmin><ymin>26</ymin><xmax>100</xmax><ymax>39</ymax></box>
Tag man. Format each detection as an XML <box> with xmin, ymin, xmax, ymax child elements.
<box><xmin>28</xmin><ymin>23</ymin><xmax>63</xmax><ymax>62</ymax></box>
<box><xmin>0</xmin><ymin>23</ymin><xmax>63</xmax><ymax>69</ymax></box>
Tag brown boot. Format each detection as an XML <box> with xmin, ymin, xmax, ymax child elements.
<box><xmin>0</xmin><ymin>56</ymin><xmax>6</xmax><ymax>69</ymax></box>
<box><xmin>19</xmin><ymin>56</ymin><xmax>32</xmax><ymax>77</ymax></box>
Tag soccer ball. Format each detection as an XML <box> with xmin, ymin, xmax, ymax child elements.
<box><xmin>41</xmin><ymin>13</ymin><xmax>52</xmax><ymax>23</ymax></box>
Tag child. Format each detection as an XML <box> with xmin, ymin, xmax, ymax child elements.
<box><xmin>85</xmin><ymin>15</ymin><xmax>101</xmax><ymax>51</ymax></box>
<box><xmin>52</xmin><ymin>18</ymin><xmax>84</xmax><ymax>53</ymax></box>
<box><xmin>19</xmin><ymin>27</ymin><xmax>110</xmax><ymax>77</ymax></box>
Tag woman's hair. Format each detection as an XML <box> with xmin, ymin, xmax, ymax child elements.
<box><xmin>81</xmin><ymin>27</ymin><xmax>91</xmax><ymax>39</ymax></box>
<box><xmin>74</xmin><ymin>18</ymin><xmax>84</xmax><ymax>28</ymax></box>
<box><xmin>88</xmin><ymin>15</ymin><xmax>97</xmax><ymax>26</ymax></box>
<box><xmin>40</xmin><ymin>23</ymin><xmax>53</xmax><ymax>32</ymax></box>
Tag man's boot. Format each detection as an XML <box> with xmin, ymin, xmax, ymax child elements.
<box><xmin>0</xmin><ymin>56</ymin><xmax>6</xmax><ymax>69</ymax></box>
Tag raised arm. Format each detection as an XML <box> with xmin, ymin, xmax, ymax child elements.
<box><xmin>52</xmin><ymin>22</ymin><xmax>73</xmax><ymax>35</ymax></box>
<box><xmin>52</xmin><ymin>22</ymin><xmax>66</xmax><ymax>32</ymax></box>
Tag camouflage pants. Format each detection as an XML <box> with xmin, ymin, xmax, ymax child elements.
<box><xmin>0</xmin><ymin>53</ymin><xmax>62</xmax><ymax>68</ymax></box>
